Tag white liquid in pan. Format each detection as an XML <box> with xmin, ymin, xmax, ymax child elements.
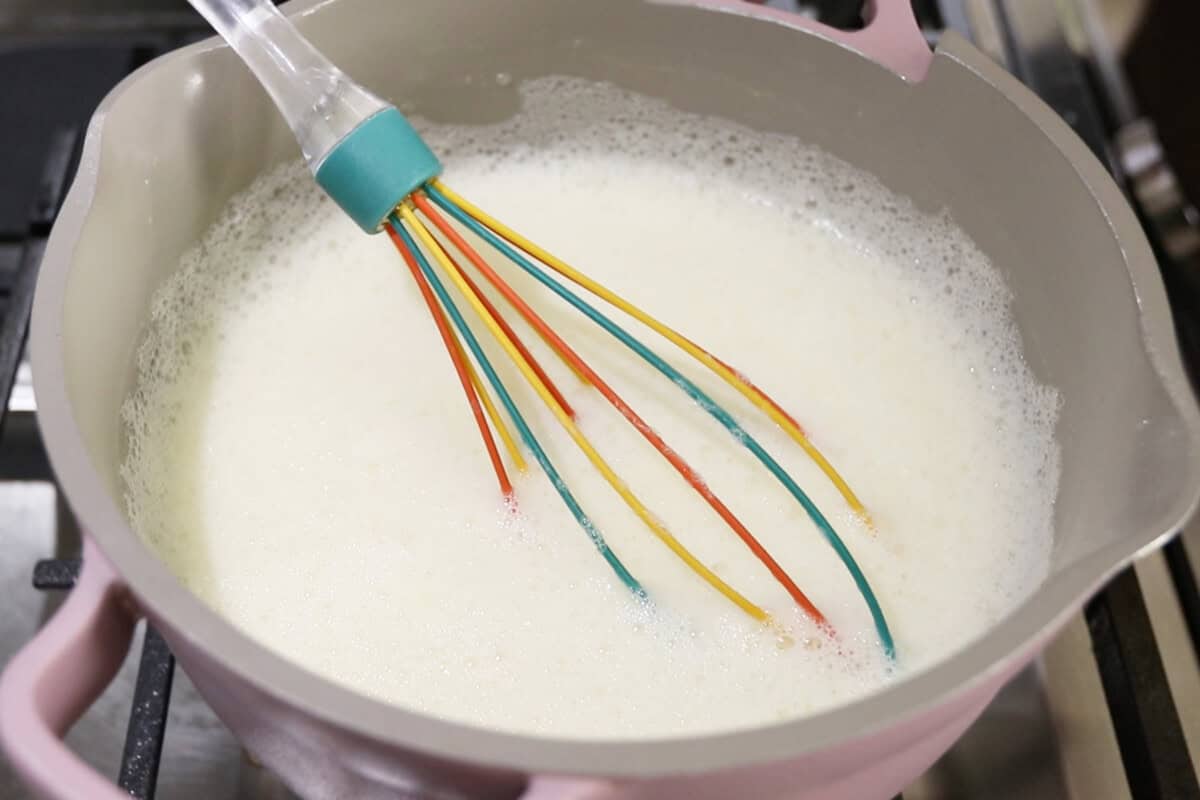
<box><xmin>123</xmin><ymin>79</ymin><xmax>1060</xmax><ymax>739</ymax></box>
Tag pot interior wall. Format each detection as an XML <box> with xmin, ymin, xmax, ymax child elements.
<box><xmin>59</xmin><ymin>0</ymin><xmax>1191</xmax><ymax>588</ymax></box>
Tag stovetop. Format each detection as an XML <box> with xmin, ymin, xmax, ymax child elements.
<box><xmin>1</xmin><ymin>2</ymin><xmax>1198</xmax><ymax>799</ymax></box>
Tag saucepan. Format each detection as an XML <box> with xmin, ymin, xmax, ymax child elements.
<box><xmin>2</xmin><ymin>1</ymin><xmax>1198</xmax><ymax>798</ymax></box>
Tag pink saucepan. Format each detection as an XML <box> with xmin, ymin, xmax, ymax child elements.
<box><xmin>2</xmin><ymin>1</ymin><xmax>1198</xmax><ymax>798</ymax></box>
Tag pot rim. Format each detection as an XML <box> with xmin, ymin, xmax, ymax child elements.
<box><xmin>29</xmin><ymin>0</ymin><xmax>1200</xmax><ymax>778</ymax></box>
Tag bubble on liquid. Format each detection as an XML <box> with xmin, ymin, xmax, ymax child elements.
<box><xmin>122</xmin><ymin>75</ymin><xmax>1060</xmax><ymax>741</ymax></box>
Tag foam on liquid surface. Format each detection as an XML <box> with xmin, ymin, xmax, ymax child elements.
<box><xmin>122</xmin><ymin>79</ymin><xmax>1060</xmax><ymax>739</ymax></box>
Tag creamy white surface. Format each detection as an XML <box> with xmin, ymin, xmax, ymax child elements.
<box><xmin>123</xmin><ymin>79</ymin><xmax>1059</xmax><ymax>739</ymax></box>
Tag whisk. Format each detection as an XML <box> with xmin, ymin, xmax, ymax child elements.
<box><xmin>190</xmin><ymin>0</ymin><xmax>895</xmax><ymax>658</ymax></box>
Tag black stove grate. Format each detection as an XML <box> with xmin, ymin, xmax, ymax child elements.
<box><xmin>117</xmin><ymin>626</ymin><xmax>176</xmax><ymax>799</ymax></box>
<box><xmin>2</xmin><ymin>3</ymin><xmax>1198</xmax><ymax>799</ymax></box>
<box><xmin>1087</xmin><ymin>570</ymin><xmax>1200</xmax><ymax>799</ymax></box>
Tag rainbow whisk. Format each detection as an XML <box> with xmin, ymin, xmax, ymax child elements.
<box><xmin>189</xmin><ymin>0</ymin><xmax>895</xmax><ymax>658</ymax></box>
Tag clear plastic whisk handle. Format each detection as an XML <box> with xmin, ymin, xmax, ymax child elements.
<box><xmin>187</xmin><ymin>0</ymin><xmax>389</xmax><ymax>169</ymax></box>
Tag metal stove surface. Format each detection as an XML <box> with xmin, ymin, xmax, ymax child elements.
<box><xmin>2</xmin><ymin>2</ymin><xmax>1199</xmax><ymax>799</ymax></box>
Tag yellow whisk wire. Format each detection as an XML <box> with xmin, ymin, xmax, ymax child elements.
<box><xmin>399</xmin><ymin>203</ymin><xmax>773</xmax><ymax>626</ymax></box>
<box><xmin>431</xmin><ymin>179</ymin><xmax>873</xmax><ymax>528</ymax></box>
<box><xmin>456</xmin><ymin>335</ymin><xmax>526</xmax><ymax>473</ymax></box>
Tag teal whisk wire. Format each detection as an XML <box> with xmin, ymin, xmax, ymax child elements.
<box><xmin>184</xmin><ymin>0</ymin><xmax>887</xmax><ymax>653</ymax></box>
<box><xmin>425</xmin><ymin>187</ymin><xmax>895</xmax><ymax>659</ymax></box>
<box><xmin>388</xmin><ymin>217</ymin><xmax>647</xmax><ymax>600</ymax></box>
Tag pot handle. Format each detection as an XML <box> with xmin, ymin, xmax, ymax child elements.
<box><xmin>0</xmin><ymin>537</ymin><xmax>138</xmax><ymax>800</ymax></box>
<box><xmin>683</xmin><ymin>0</ymin><xmax>933</xmax><ymax>82</ymax></box>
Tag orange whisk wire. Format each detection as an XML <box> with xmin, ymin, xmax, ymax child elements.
<box><xmin>412</xmin><ymin>192</ymin><xmax>830</xmax><ymax>629</ymax></box>
<box><xmin>386</xmin><ymin>223</ymin><xmax>515</xmax><ymax>499</ymax></box>
<box><xmin>443</xmin><ymin>249</ymin><xmax>577</xmax><ymax>419</ymax></box>
<box><xmin>402</xmin><ymin>205</ymin><xmax>775</xmax><ymax>624</ymax></box>
<box><xmin>422</xmin><ymin>183</ymin><xmax>895</xmax><ymax>659</ymax></box>
<box><xmin>431</xmin><ymin>179</ymin><xmax>872</xmax><ymax>528</ymax></box>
